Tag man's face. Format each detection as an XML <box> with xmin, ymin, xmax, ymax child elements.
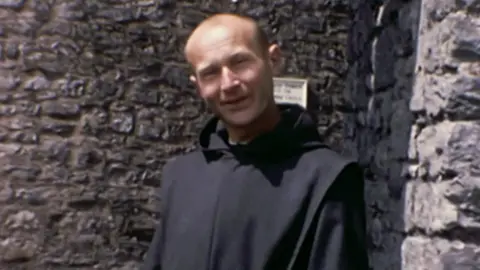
<box><xmin>188</xmin><ymin>26</ymin><xmax>280</xmax><ymax>127</ymax></box>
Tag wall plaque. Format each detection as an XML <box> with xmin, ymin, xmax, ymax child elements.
<box><xmin>273</xmin><ymin>77</ymin><xmax>308</xmax><ymax>108</ymax></box>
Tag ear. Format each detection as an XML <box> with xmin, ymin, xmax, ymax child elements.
<box><xmin>189</xmin><ymin>75</ymin><xmax>199</xmax><ymax>91</ymax></box>
<box><xmin>189</xmin><ymin>75</ymin><xmax>197</xmax><ymax>84</ymax></box>
<box><xmin>190</xmin><ymin>75</ymin><xmax>205</xmax><ymax>97</ymax></box>
<box><xmin>267</xmin><ymin>44</ymin><xmax>283</xmax><ymax>76</ymax></box>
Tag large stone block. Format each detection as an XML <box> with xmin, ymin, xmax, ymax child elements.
<box><xmin>406</xmin><ymin>122</ymin><xmax>480</xmax><ymax>232</ymax></box>
<box><xmin>402</xmin><ymin>237</ymin><xmax>468</xmax><ymax>270</ymax></box>
<box><xmin>405</xmin><ymin>181</ymin><xmax>459</xmax><ymax>233</ymax></box>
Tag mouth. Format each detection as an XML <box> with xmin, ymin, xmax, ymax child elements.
<box><xmin>222</xmin><ymin>96</ymin><xmax>249</xmax><ymax>106</ymax></box>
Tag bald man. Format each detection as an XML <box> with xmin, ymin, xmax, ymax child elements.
<box><xmin>142</xmin><ymin>14</ymin><xmax>369</xmax><ymax>270</ymax></box>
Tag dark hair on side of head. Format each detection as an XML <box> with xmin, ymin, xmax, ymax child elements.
<box><xmin>254</xmin><ymin>23</ymin><xmax>270</xmax><ymax>52</ymax></box>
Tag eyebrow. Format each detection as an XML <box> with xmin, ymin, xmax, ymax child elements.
<box><xmin>196</xmin><ymin>50</ymin><xmax>252</xmax><ymax>74</ymax></box>
<box><xmin>197</xmin><ymin>63</ymin><xmax>217</xmax><ymax>75</ymax></box>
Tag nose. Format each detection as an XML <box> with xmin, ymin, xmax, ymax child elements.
<box><xmin>220</xmin><ymin>66</ymin><xmax>240</xmax><ymax>92</ymax></box>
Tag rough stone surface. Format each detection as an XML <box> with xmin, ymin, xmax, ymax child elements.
<box><xmin>405</xmin><ymin>0</ymin><xmax>480</xmax><ymax>269</ymax></box>
<box><xmin>347</xmin><ymin>0</ymin><xmax>480</xmax><ymax>268</ymax></box>
<box><xmin>0</xmin><ymin>1</ymin><xmax>350</xmax><ymax>269</ymax></box>
<box><xmin>345</xmin><ymin>0</ymin><xmax>421</xmax><ymax>268</ymax></box>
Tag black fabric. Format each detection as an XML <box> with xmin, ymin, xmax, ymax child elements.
<box><xmin>142</xmin><ymin>104</ymin><xmax>369</xmax><ymax>270</ymax></box>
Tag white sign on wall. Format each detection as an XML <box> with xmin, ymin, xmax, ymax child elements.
<box><xmin>273</xmin><ymin>77</ymin><xmax>308</xmax><ymax>108</ymax></box>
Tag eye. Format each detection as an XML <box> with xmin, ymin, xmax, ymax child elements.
<box><xmin>199</xmin><ymin>68</ymin><xmax>219</xmax><ymax>80</ymax></box>
<box><xmin>231</xmin><ymin>54</ymin><xmax>250</xmax><ymax>66</ymax></box>
<box><xmin>234</xmin><ymin>57</ymin><xmax>246</xmax><ymax>64</ymax></box>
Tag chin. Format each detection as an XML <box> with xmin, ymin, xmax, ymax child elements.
<box><xmin>221</xmin><ymin>111</ymin><xmax>259</xmax><ymax>127</ymax></box>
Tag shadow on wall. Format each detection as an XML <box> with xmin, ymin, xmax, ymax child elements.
<box><xmin>344</xmin><ymin>0</ymin><xmax>422</xmax><ymax>269</ymax></box>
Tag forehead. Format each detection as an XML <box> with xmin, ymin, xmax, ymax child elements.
<box><xmin>187</xmin><ymin>25</ymin><xmax>260</xmax><ymax>70</ymax></box>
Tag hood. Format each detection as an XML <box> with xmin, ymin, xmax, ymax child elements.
<box><xmin>198</xmin><ymin>104</ymin><xmax>327</xmax><ymax>160</ymax></box>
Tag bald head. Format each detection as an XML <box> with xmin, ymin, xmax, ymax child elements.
<box><xmin>181</xmin><ymin>13</ymin><xmax>283</xmax><ymax>130</ymax></box>
<box><xmin>184</xmin><ymin>14</ymin><xmax>269</xmax><ymax>62</ymax></box>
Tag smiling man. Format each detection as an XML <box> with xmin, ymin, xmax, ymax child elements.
<box><xmin>142</xmin><ymin>13</ymin><xmax>369</xmax><ymax>270</ymax></box>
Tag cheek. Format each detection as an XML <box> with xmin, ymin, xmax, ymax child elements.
<box><xmin>240</xmin><ymin>63</ymin><xmax>267</xmax><ymax>85</ymax></box>
<box><xmin>197</xmin><ymin>84</ymin><xmax>219</xmax><ymax>100</ymax></box>
<box><xmin>241</xmin><ymin>71</ymin><xmax>266</xmax><ymax>94</ymax></box>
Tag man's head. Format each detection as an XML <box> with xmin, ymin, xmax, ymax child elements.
<box><xmin>184</xmin><ymin>14</ymin><xmax>282</xmax><ymax>127</ymax></box>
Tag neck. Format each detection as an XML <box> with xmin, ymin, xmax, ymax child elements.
<box><xmin>227</xmin><ymin>102</ymin><xmax>281</xmax><ymax>144</ymax></box>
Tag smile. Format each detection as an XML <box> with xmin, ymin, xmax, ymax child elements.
<box><xmin>222</xmin><ymin>96</ymin><xmax>249</xmax><ymax>106</ymax></box>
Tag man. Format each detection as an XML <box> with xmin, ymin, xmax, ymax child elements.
<box><xmin>142</xmin><ymin>13</ymin><xmax>369</xmax><ymax>270</ymax></box>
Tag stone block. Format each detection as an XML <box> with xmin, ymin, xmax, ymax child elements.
<box><xmin>0</xmin><ymin>72</ymin><xmax>20</xmax><ymax>91</ymax></box>
<box><xmin>457</xmin><ymin>0</ymin><xmax>480</xmax><ymax>12</ymax></box>
<box><xmin>42</xmin><ymin>101</ymin><xmax>81</xmax><ymax>119</ymax></box>
<box><xmin>450</xmin><ymin>16</ymin><xmax>480</xmax><ymax>61</ymax></box>
<box><xmin>110</xmin><ymin>112</ymin><xmax>134</xmax><ymax>134</ymax></box>
<box><xmin>40</xmin><ymin>119</ymin><xmax>76</xmax><ymax>137</ymax></box>
<box><xmin>0</xmin><ymin>237</ymin><xmax>38</xmax><ymax>263</ymax></box>
<box><xmin>414</xmin><ymin>122</ymin><xmax>456</xmax><ymax>180</ymax></box>
<box><xmin>402</xmin><ymin>237</ymin><xmax>465</xmax><ymax>270</ymax></box>
<box><xmin>442</xmin><ymin>246</ymin><xmax>480</xmax><ymax>270</ymax></box>
<box><xmin>405</xmin><ymin>181</ymin><xmax>459</xmax><ymax>233</ymax></box>
<box><xmin>0</xmin><ymin>0</ymin><xmax>25</xmax><ymax>9</ymax></box>
<box><xmin>444</xmin><ymin>121</ymin><xmax>480</xmax><ymax>174</ymax></box>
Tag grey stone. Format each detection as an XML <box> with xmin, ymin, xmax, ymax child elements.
<box><xmin>422</xmin><ymin>0</ymin><xmax>459</xmax><ymax>22</ymax></box>
<box><xmin>5</xmin><ymin>43</ymin><xmax>19</xmax><ymax>59</ymax></box>
<box><xmin>9</xmin><ymin>131</ymin><xmax>39</xmax><ymax>144</ymax></box>
<box><xmin>4</xmin><ymin>165</ymin><xmax>41</xmax><ymax>182</ymax></box>
<box><xmin>74</xmin><ymin>144</ymin><xmax>104</xmax><ymax>169</ymax></box>
<box><xmin>33</xmin><ymin>139</ymin><xmax>72</xmax><ymax>164</ymax></box>
<box><xmin>457</xmin><ymin>0</ymin><xmax>480</xmax><ymax>12</ymax></box>
<box><xmin>21</xmin><ymin>188</ymin><xmax>49</xmax><ymax>206</ymax></box>
<box><xmin>442</xmin><ymin>246</ymin><xmax>480</xmax><ymax>270</ymax></box>
<box><xmin>0</xmin><ymin>92</ymin><xmax>10</xmax><ymax>103</ymax></box>
<box><xmin>405</xmin><ymin>181</ymin><xmax>459</xmax><ymax>233</ymax></box>
<box><xmin>402</xmin><ymin>237</ymin><xmax>461</xmax><ymax>270</ymax></box>
<box><xmin>450</xmin><ymin>16</ymin><xmax>480</xmax><ymax>61</ymax></box>
<box><xmin>42</xmin><ymin>101</ymin><xmax>81</xmax><ymax>119</ymax></box>
<box><xmin>137</xmin><ymin>122</ymin><xmax>163</xmax><ymax>141</ymax></box>
<box><xmin>59</xmin><ymin>78</ymin><xmax>86</xmax><ymax>98</ymax></box>
<box><xmin>36</xmin><ymin>91</ymin><xmax>57</xmax><ymax>101</ymax></box>
<box><xmin>5</xmin><ymin>210</ymin><xmax>38</xmax><ymax>230</ymax></box>
<box><xmin>110</xmin><ymin>112</ymin><xmax>134</xmax><ymax>134</ymax></box>
<box><xmin>0</xmin><ymin>73</ymin><xmax>20</xmax><ymax>91</ymax></box>
<box><xmin>442</xmin><ymin>123</ymin><xmax>480</xmax><ymax>226</ymax></box>
<box><xmin>0</xmin><ymin>0</ymin><xmax>25</xmax><ymax>9</ymax></box>
<box><xmin>16</xmin><ymin>101</ymin><xmax>41</xmax><ymax>116</ymax></box>
<box><xmin>56</xmin><ymin>1</ymin><xmax>86</xmax><ymax>20</ymax></box>
<box><xmin>0</xmin><ymin>238</ymin><xmax>38</xmax><ymax>263</ymax></box>
<box><xmin>445</xmin><ymin>76</ymin><xmax>480</xmax><ymax>120</ymax></box>
<box><xmin>24</xmin><ymin>75</ymin><xmax>51</xmax><ymax>91</ymax></box>
<box><xmin>96</xmin><ymin>8</ymin><xmax>136</xmax><ymax>23</ymax></box>
<box><xmin>40</xmin><ymin>120</ymin><xmax>76</xmax><ymax>136</ymax></box>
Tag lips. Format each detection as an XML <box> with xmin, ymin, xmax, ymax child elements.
<box><xmin>222</xmin><ymin>96</ymin><xmax>248</xmax><ymax>106</ymax></box>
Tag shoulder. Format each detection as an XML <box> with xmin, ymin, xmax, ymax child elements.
<box><xmin>163</xmin><ymin>150</ymin><xmax>202</xmax><ymax>168</ymax></box>
<box><xmin>161</xmin><ymin>150</ymin><xmax>204</xmax><ymax>178</ymax></box>
<box><xmin>158</xmin><ymin>150</ymin><xmax>203</xmax><ymax>194</ymax></box>
<box><xmin>305</xmin><ymin>147</ymin><xmax>358</xmax><ymax>174</ymax></box>
<box><xmin>300</xmin><ymin>147</ymin><xmax>362</xmax><ymax>190</ymax></box>
<box><xmin>304</xmin><ymin>147</ymin><xmax>364</xmax><ymax>200</ymax></box>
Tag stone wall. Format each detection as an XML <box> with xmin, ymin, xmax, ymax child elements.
<box><xmin>404</xmin><ymin>0</ymin><xmax>480</xmax><ymax>269</ymax></box>
<box><xmin>347</xmin><ymin>0</ymin><xmax>480</xmax><ymax>269</ymax></box>
<box><xmin>0</xmin><ymin>1</ymin><xmax>350</xmax><ymax>269</ymax></box>
<box><xmin>345</xmin><ymin>0</ymin><xmax>420</xmax><ymax>269</ymax></box>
